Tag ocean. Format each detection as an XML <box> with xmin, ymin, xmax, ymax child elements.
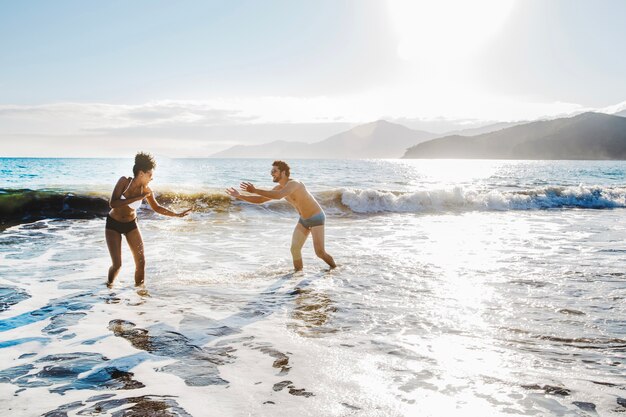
<box><xmin>1</xmin><ymin>158</ymin><xmax>625</xmax><ymax>416</ymax></box>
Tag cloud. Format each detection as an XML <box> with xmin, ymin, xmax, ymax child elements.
<box><xmin>0</xmin><ymin>101</ymin><xmax>255</xmax><ymax>133</ymax></box>
<box><xmin>0</xmin><ymin>94</ymin><xmax>616</xmax><ymax>157</ymax></box>
<box><xmin>0</xmin><ymin>100</ymin><xmax>356</xmax><ymax>156</ymax></box>
<box><xmin>598</xmin><ymin>100</ymin><xmax>626</xmax><ymax>115</ymax></box>
<box><xmin>0</xmin><ymin>94</ymin><xmax>589</xmax><ymax>137</ymax></box>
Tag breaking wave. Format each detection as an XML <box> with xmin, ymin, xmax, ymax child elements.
<box><xmin>2</xmin><ymin>185</ymin><xmax>625</xmax><ymax>226</ymax></box>
<box><xmin>333</xmin><ymin>186</ymin><xmax>626</xmax><ymax>213</ymax></box>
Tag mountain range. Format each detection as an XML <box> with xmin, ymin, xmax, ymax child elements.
<box><xmin>211</xmin><ymin>120</ymin><xmax>436</xmax><ymax>159</ymax></box>
<box><xmin>403</xmin><ymin>112</ymin><xmax>626</xmax><ymax>160</ymax></box>
<box><xmin>210</xmin><ymin>119</ymin><xmax>521</xmax><ymax>159</ymax></box>
<box><xmin>211</xmin><ymin>112</ymin><xmax>626</xmax><ymax>160</ymax></box>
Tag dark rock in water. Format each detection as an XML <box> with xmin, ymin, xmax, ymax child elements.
<box><xmin>37</xmin><ymin>352</ymin><xmax>108</xmax><ymax>379</ymax></box>
<box><xmin>42</xmin><ymin>401</ymin><xmax>84</xmax><ymax>417</ymax></box>
<box><xmin>53</xmin><ymin>366</ymin><xmax>146</xmax><ymax>393</ymax></box>
<box><xmin>591</xmin><ymin>381</ymin><xmax>619</xmax><ymax>387</ymax></box>
<box><xmin>0</xmin><ymin>286</ymin><xmax>31</xmax><ymax>312</ymax></box>
<box><xmin>108</xmin><ymin>319</ymin><xmax>235</xmax><ymax>387</ymax></box>
<box><xmin>288</xmin><ymin>387</ymin><xmax>314</xmax><ymax>397</ymax></box>
<box><xmin>260</xmin><ymin>347</ymin><xmax>289</xmax><ymax>369</ymax></box>
<box><xmin>108</xmin><ymin>319</ymin><xmax>200</xmax><ymax>357</ymax></box>
<box><xmin>557</xmin><ymin>308</ymin><xmax>585</xmax><ymax>316</ymax></box>
<box><xmin>521</xmin><ymin>384</ymin><xmax>571</xmax><ymax>396</ymax></box>
<box><xmin>617</xmin><ymin>397</ymin><xmax>626</xmax><ymax>408</ymax></box>
<box><xmin>272</xmin><ymin>380</ymin><xmax>314</xmax><ymax>397</ymax></box>
<box><xmin>86</xmin><ymin>394</ymin><xmax>116</xmax><ymax>402</ymax></box>
<box><xmin>43</xmin><ymin>411</ymin><xmax>67</xmax><ymax>417</ymax></box>
<box><xmin>272</xmin><ymin>356</ymin><xmax>289</xmax><ymax>368</ymax></box>
<box><xmin>76</xmin><ymin>396</ymin><xmax>193</xmax><ymax>417</ymax></box>
<box><xmin>244</xmin><ymin>342</ymin><xmax>291</xmax><ymax>374</ymax></box>
<box><xmin>18</xmin><ymin>353</ymin><xmax>37</xmax><ymax>359</ymax></box>
<box><xmin>342</xmin><ymin>403</ymin><xmax>362</xmax><ymax>410</ymax></box>
<box><xmin>10</xmin><ymin>352</ymin><xmax>144</xmax><ymax>394</ymax></box>
<box><xmin>273</xmin><ymin>380</ymin><xmax>293</xmax><ymax>392</ymax></box>
<box><xmin>76</xmin><ymin>398</ymin><xmax>130</xmax><ymax>415</ymax></box>
<box><xmin>263</xmin><ymin>401</ymin><xmax>275</xmax><ymax>405</ymax></box>
<box><xmin>544</xmin><ymin>386</ymin><xmax>571</xmax><ymax>396</ymax></box>
<box><xmin>572</xmin><ymin>401</ymin><xmax>596</xmax><ymax>412</ymax></box>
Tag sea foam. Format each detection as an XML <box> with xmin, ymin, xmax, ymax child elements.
<box><xmin>335</xmin><ymin>185</ymin><xmax>626</xmax><ymax>213</ymax></box>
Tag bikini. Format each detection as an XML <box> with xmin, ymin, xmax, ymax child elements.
<box><xmin>105</xmin><ymin>178</ymin><xmax>142</xmax><ymax>235</ymax></box>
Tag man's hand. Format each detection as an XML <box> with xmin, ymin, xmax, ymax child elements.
<box><xmin>226</xmin><ymin>187</ymin><xmax>241</xmax><ymax>199</ymax></box>
<box><xmin>240</xmin><ymin>182</ymin><xmax>257</xmax><ymax>193</ymax></box>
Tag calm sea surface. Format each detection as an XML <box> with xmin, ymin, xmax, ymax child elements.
<box><xmin>1</xmin><ymin>158</ymin><xmax>625</xmax><ymax>416</ymax></box>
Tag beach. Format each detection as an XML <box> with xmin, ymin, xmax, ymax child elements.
<box><xmin>1</xmin><ymin>158</ymin><xmax>625</xmax><ymax>416</ymax></box>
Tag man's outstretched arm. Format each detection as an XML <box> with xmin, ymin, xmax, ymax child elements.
<box><xmin>226</xmin><ymin>187</ymin><xmax>271</xmax><ymax>204</ymax></box>
<box><xmin>240</xmin><ymin>181</ymin><xmax>298</xmax><ymax>200</ymax></box>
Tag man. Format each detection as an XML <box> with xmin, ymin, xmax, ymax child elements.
<box><xmin>226</xmin><ymin>160</ymin><xmax>336</xmax><ymax>271</ymax></box>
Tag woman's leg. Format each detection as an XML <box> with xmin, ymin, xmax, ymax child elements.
<box><xmin>125</xmin><ymin>228</ymin><xmax>146</xmax><ymax>286</ymax></box>
<box><xmin>105</xmin><ymin>229</ymin><xmax>123</xmax><ymax>286</ymax></box>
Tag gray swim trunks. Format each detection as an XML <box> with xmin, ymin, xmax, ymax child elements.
<box><xmin>298</xmin><ymin>212</ymin><xmax>326</xmax><ymax>229</ymax></box>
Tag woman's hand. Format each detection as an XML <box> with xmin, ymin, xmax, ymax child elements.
<box><xmin>176</xmin><ymin>208</ymin><xmax>192</xmax><ymax>217</ymax></box>
<box><xmin>240</xmin><ymin>182</ymin><xmax>256</xmax><ymax>193</ymax></box>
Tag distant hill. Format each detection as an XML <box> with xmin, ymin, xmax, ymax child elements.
<box><xmin>403</xmin><ymin>112</ymin><xmax>626</xmax><ymax>160</ymax></box>
<box><xmin>211</xmin><ymin>120</ymin><xmax>436</xmax><ymax>159</ymax></box>
<box><xmin>442</xmin><ymin>121</ymin><xmax>527</xmax><ymax>137</ymax></box>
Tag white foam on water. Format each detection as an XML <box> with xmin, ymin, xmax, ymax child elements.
<box><xmin>338</xmin><ymin>185</ymin><xmax>626</xmax><ymax>213</ymax></box>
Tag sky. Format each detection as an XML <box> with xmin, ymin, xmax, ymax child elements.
<box><xmin>1</xmin><ymin>0</ymin><xmax>626</xmax><ymax>157</ymax></box>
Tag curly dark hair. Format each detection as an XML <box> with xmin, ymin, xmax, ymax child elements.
<box><xmin>272</xmin><ymin>160</ymin><xmax>290</xmax><ymax>177</ymax></box>
<box><xmin>133</xmin><ymin>152</ymin><xmax>156</xmax><ymax>176</ymax></box>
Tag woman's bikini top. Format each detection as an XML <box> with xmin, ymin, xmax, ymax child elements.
<box><xmin>120</xmin><ymin>177</ymin><xmax>143</xmax><ymax>210</ymax></box>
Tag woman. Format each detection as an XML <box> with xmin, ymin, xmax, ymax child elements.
<box><xmin>106</xmin><ymin>152</ymin><xmax>191</xmax><ymax>288</ymax></box>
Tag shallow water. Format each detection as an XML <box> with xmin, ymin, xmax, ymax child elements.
<box><xmin>1</xmin><ymin>159</ymin><xmax>626</xmax><ymax>416</ymax></box>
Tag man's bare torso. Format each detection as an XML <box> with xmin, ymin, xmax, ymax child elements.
<box><xmin>277</xmin><ymin>180</ymin><xmax>322</xmax><ymax>218</ymax></box>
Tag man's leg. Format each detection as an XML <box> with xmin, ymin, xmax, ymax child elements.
<box><xmin>311</xmin><ymin>225</ymin><xmax>336</xmax><ymax>268</ymax></box>
<box><xmin>125</xmin><ymin>228</ymin><xmax>146</xmax><ymax>286</ymax></box>
<box><xmin>291</xmin><ymin>223</ymin><xmax>310</xmax><ymax>271</ymax></box>
<box><xmin>105</xmin><ymin>229</ymin><xmax>122</xmax><ymax>286</ymax></box>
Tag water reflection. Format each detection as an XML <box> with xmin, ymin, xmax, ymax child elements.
<box><xmin>289</xmin><ymin>287</ymin><xmax>337</xmax><ymax>338</ymax></box>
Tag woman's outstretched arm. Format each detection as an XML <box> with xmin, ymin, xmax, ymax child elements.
<box><xmin>145</xmin><ymin>188</ymin><xmax>191</xmax><ymax>217</ymax></box>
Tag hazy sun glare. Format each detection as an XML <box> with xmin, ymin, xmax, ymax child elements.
<box><xmin>387</xmin><ymin>0</ymin><xmax>516</xmax><ymax>63</ymax></box>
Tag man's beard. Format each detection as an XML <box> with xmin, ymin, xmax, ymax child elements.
<box><xmin>272</xmin><ymin>177</ymin><xmax>279</xmax><ymax>182</ymax></box>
